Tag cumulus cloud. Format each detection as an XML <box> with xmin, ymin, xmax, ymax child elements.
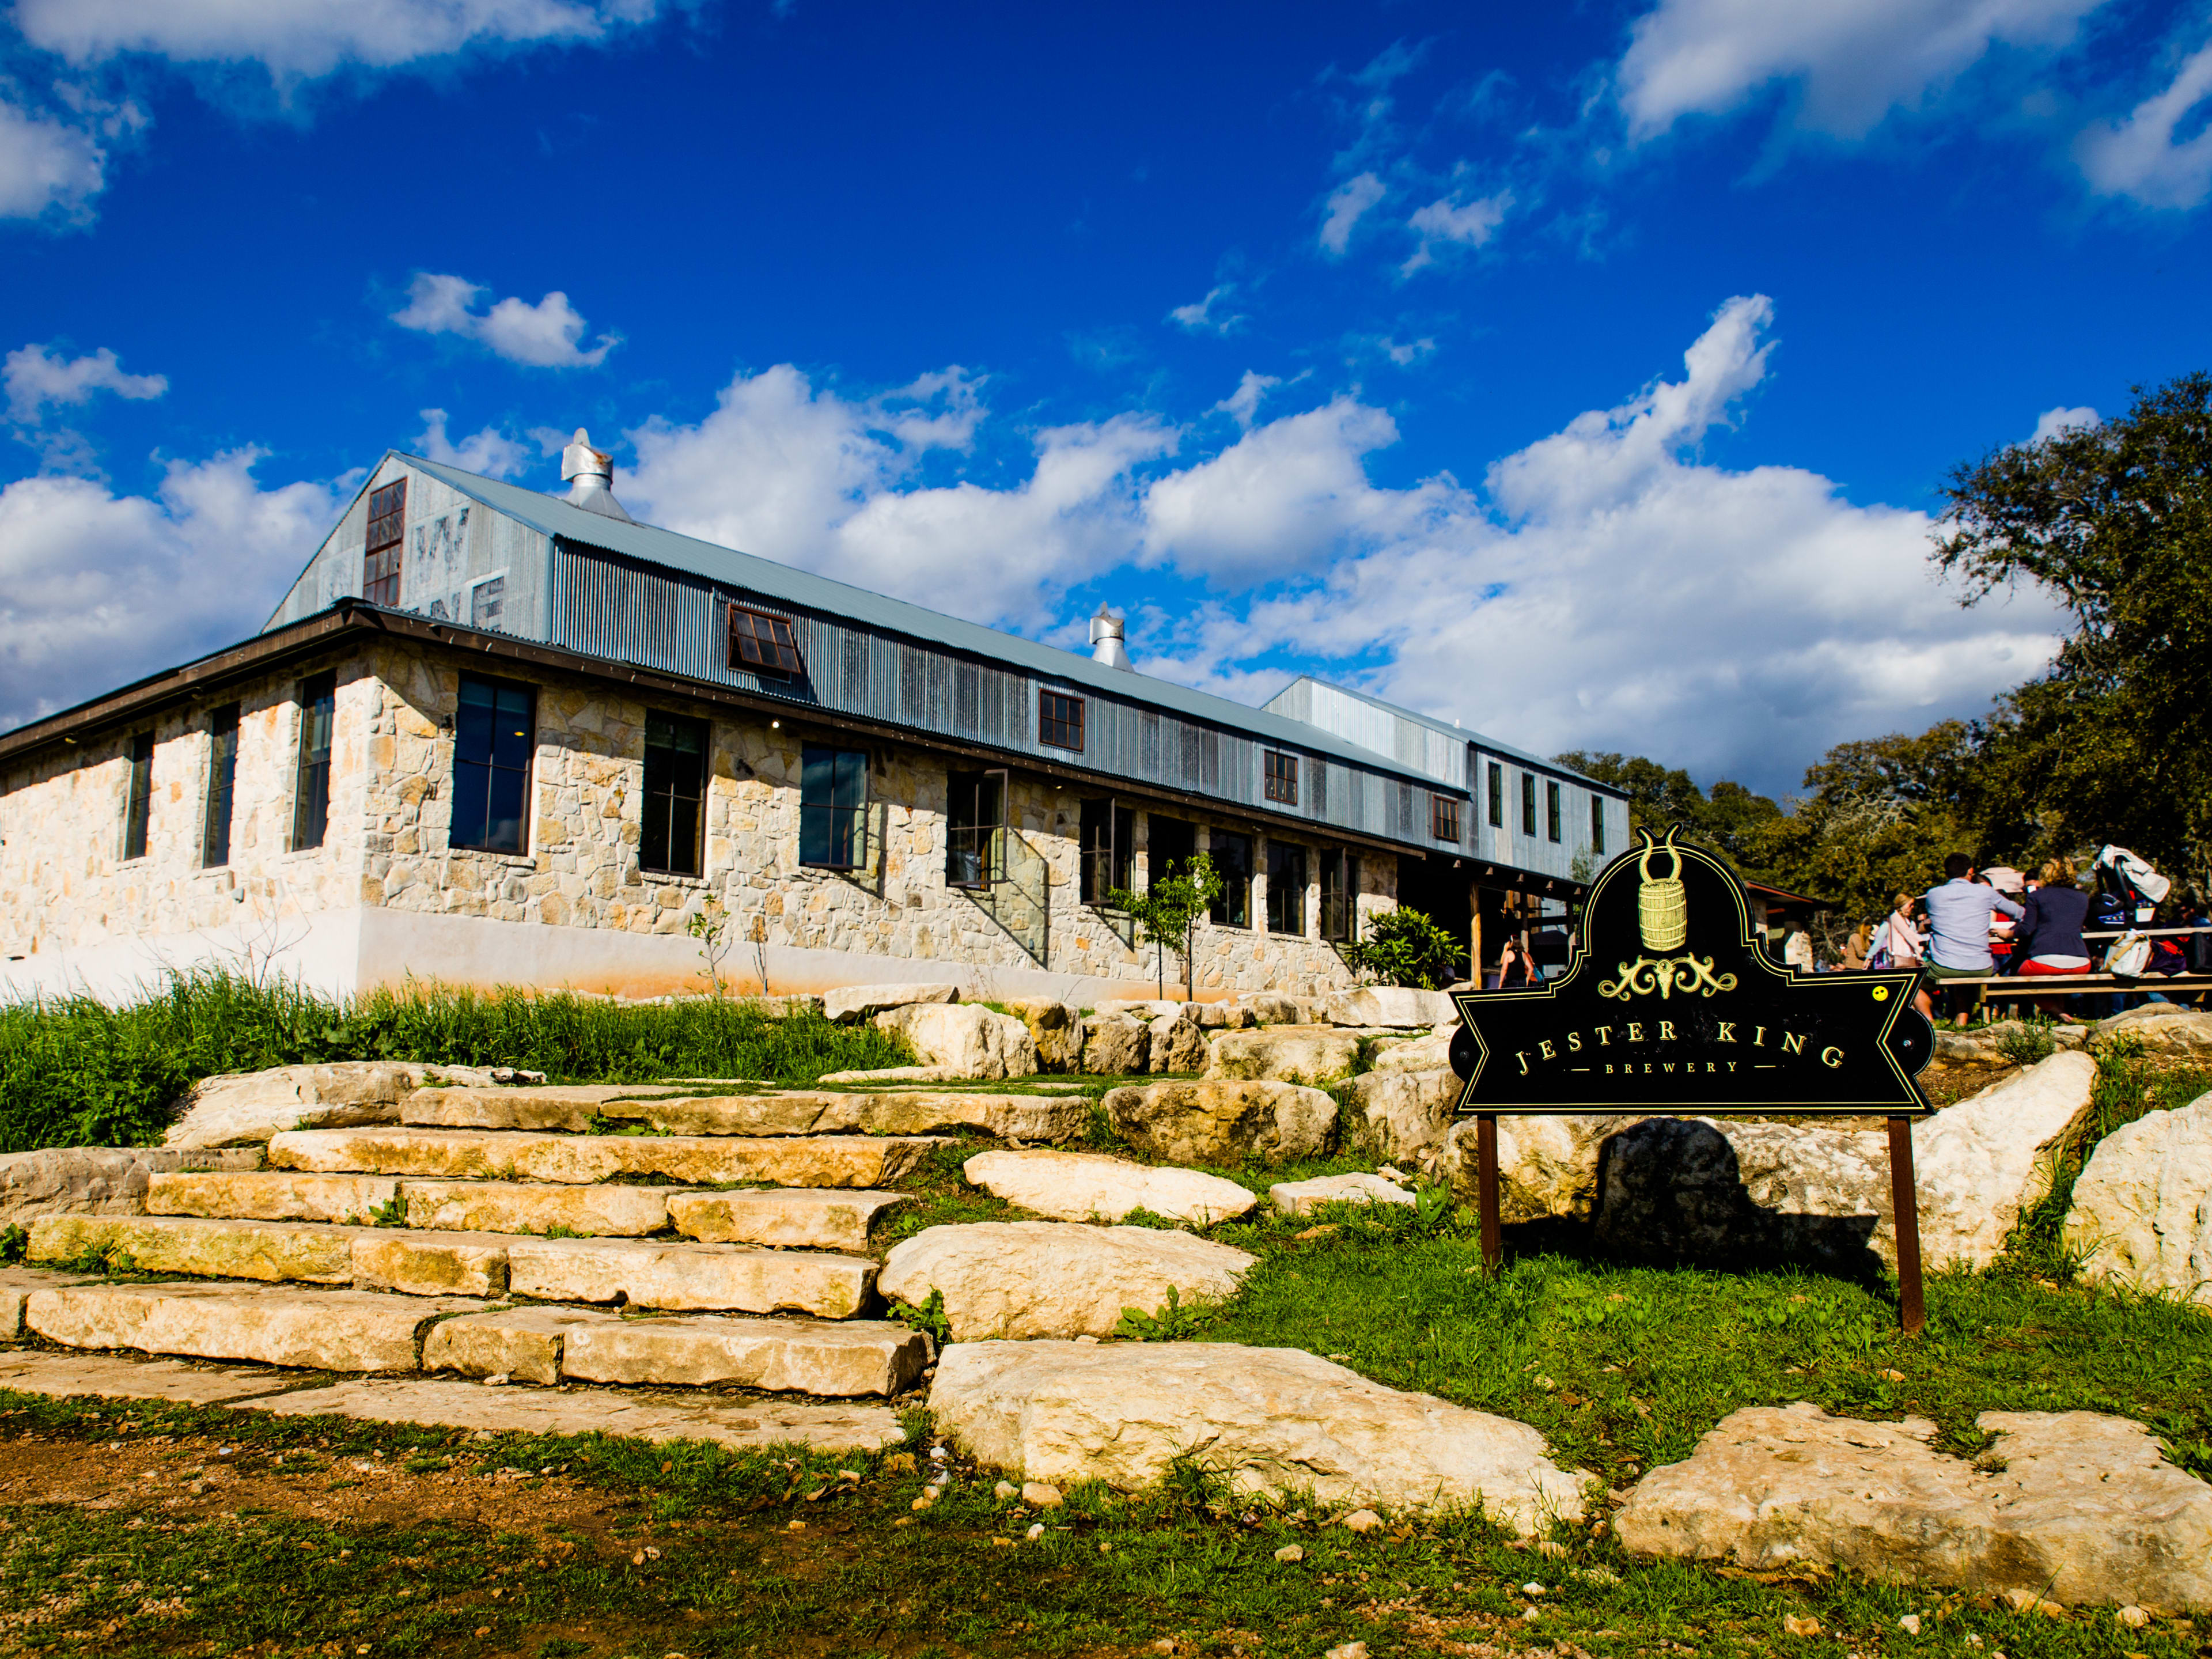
<box><xmin>2076</xmin><ymin>37</ymin><xmax>2212</xmax><ymax>209</ymax></box>
<box><xmin>1167</xmin><ymin>285</ymin><xmax>1245</xmax><ymax>335</ymax></box>
<box><xmin>1319</xmin><ymin>171</ymin><xmax>1387</xmax><ymax>254</ymax></box>
<box><xmin>1215</xmin><ymin>372</ymin><xmax>1280</xmax><ymax>430</ymax></box>
<box><xmin>2029</xmin><ymin>403</ymin><xmax>2099</xmax><ymax>441</ymax></box>
<box><xmin>5</xmin><ymin>343</ymin><xmax>168</xmax><ymax>425</ymax></box>
<box><xmin>1616</xmin><ymin>0</ymin><xmax>2107</xmax><ymax>141</ymax></box>
<box><xmin>1402</xmin><ymin>188</ymin><xmax>1513</xmax><ymax>274</ymax></box>
<box><xmin>0</xmin><ymin>99</ymin><xmax>107</xmax><ymax>221</ymax></box>
<box><xmin>391</xmin><ymin>273</ymin><xmax>619</xmax><ymax>368</ymax></box>
<box><xmin>0</xmin><ymin>450</ymin><xmax>343</xmax><ymax>729</ymax></box>
<box><xmin>412</xmin><ymin>408</ymin><xmax>531</xmax><ymax>478</ymax></box>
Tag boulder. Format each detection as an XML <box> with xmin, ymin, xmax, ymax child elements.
<box><xmin>1441</xmin><ymin>1114</ymin><xmax>1637</xmax><ymax>1224</ymax></box>
<box><xmin>1369</xmin><ymin>1032</ymin><xmax>1453</xmax><ymax>1074</ymax></box>
<box><xmin>1268</xmin><ymin>1173</ymin><xmax>1415</xmax><ymax>1217</ymax></box>
<box><xmin>1096</xmin><ymin>999</ymin><xmax>1180</xmax><ymax>1022</ymax></box>
<box><xmin>878</xmin><ymin>1222</ymin><xmax>1256</xmax><ymax>1339</ymax></box>
<box><xmin>1323</xmin><ymin>987</ymin><xmax>1457</xmax><ymax>1029</ymax></box>
<box><xmin>824</xmin><ymin>982</ymin><xmax>959</xmax><ymax>1023</ymax></box>
<box><xmin>164</xmin><ymin>1063</ymin><xmax>421</xmax><ymax>1149</ymax></box>
<box><xmin>816</xmin><ymin>1065</ymin><xmax>966</xmax><ymax>1085</ymax></box>
<box><xmin>1080</xmin><ymin>1014</ymin><xmax>1151</xmax><ymax>1077</ymax></box>
<box><xmin>1933</xmin><ymin>1021</ymin><xmax>2086</xmax><ymax>1069</ymax></box>
<box><xmin>1616</xmin><ymin>1400</ymin><xmax>2212</xmax><ymax>1611</ymax></box>
<box><xmin>931</xmin><ymin>1341</ymin><xmax>1588</xmax><ymax>1531</ymax></box>
<box><xmin>0</xmin><ymin>1147</ymin><xmax>260</xmax><ymax>1227</ymax></box>
<box><xmin>2091</xmin><ymin>1006</ymin><xmax>2212</xmax><ymax>1059</ymax></box>
<box><xmin>1912</xmin><ymin>1051</ymin><xmax>2099</xmax><ymax>1268</ymax></box>
<box><xmin>1191</xmin><ymin>1002</ymin><xmax>1254</xmax><ymax>1030</ymax></box>
<box><xmin>2063</xmin><ymin>1089</ymin><xmax>2212</xmax><ymax>1309</ymax></box>
<box><xmin>1002</xmin><ymin>998</ymin><xmax>1084</xmax><ymax>1073</ymax></box>
<box><xmin>1343</xmin><ymin>1069</ymin><xmax>1457</xmax><ymax>1164</ymax></box>
<box><xmin>734</xmin><ymin>994</ymin><xmax>826</xmax><ymax>1019</ymax></box>
<box><xmin>1205</xmin><ymin>1026</ymin><xmax>1359</xmax><ymax>1086</ymax></box>
<box><xmin>872</xmin><ymin>1003</ymin><xmax>1039</xmax><ymax>1080</ymax></box>
<box><xmin>963</xmin><ymin>1150</ymin><xmax>1256</xmax><ymax>1225</ymax></box>
<box><xmin>1103</xmin><ymin>1080</ymin><xmax>1335</xmax><ymax>1165</ymax></box>
<box><xmin>1147</xmin><ymin>1014</ymin><xmax>1211</xmax><ymax>1075</ymax></box>
<box><xmin>1242</xmin><ymin>993</ymin><xmax>1302</xmax><ymax>1025</ymax></box>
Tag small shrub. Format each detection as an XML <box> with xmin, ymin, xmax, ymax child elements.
<box><xmin>0</xmin><ymin>1224</ymin><xmax>25</xmax><ymax>1266</ymax></box>
<box><xmin>1994</xmin><ymin>1024</ymin><xmax>2056</xmax><ymax>1067</ymax></box>
<box><xmin>1113</xmin><ymin>1284</ymin><xmax>1217</xmax><ymax>1340</ymax></box>
<box><xmin>887</xmin><ymin>1290</ymin><xmax>950</xmax><ymax>1346</ymax></box>
<box><xmin>1339</xmin><ymin>907</ymin><xmax>1462</xmax><ymax>989</ymax></box>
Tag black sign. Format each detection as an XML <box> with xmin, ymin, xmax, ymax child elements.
<box><xmin>1449</xmin><ymin>830</ymin><xmax>1934</xmax><ymax>1116</ymax></box>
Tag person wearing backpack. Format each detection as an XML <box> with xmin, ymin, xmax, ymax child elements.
<box><xmin>2014</xmin><ymin>857</ymin><xmax>2093</xmax><ymax>1022</ymax></box>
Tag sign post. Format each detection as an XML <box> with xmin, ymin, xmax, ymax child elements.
<box><xmin>1450</xmin><ymin>828</ymin><xmax>1935</xmax><ymax>1332</ymax></box>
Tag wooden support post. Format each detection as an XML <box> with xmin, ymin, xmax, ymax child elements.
<box><xmin>1476</xmin><ymin>1112</ymin><xmax>1502</xmax><ymax>1276</ymax></box>
<box><xmin>1887</xmin><ymin>1115</ymin><xmax>1926</xmax><ymax>1336</ymax></box>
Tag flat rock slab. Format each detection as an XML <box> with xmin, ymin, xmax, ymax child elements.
<box><xmin>267</xmin><ymin>1127</ymin><xmax>945</xmax><ymax>1188</ymax></box>
<box><xmin>2091</xmin><ymin>1007</ymin><xmax>2212</xmax><ymax>1058</ymax></box>
<box><xmin>0</xmin><ymin>1349</ymin><xmax>296</xmax><ymax>1406</ymax></box>
<box><xmin>601</xmin><ymin>1090</ymin><xmax>1089</xmax><ymax>1143</ymax></box>
<box><xmin>1103</xmin><ymin>1080</ymin><xmax>1336</xmax><ymax>1164</ymax></box>
<box><xmin>424</xmin><ymin>1305</ymin><xmax>618</xmax><ymax>1385</ymax></box>
<box><xmin>1617</xmin><ymin>1400</ymin><xmax>2212</xmax><ymax>1611</ymax></box>
<box><xmin>824</xmin><ymin>982</ymin><xmax>958</xmax><ymax>1022</ymax></box>
<box><xmin>1268</xmin><ymin>1173</ymin><xmax>1415</xmax><ymax>1217</ymax></box>
<box><xmin>1204</xmin><ymin>1027</ymin><xmax>1360</xmax><ymax>1086</ymax></box>
<box><xmin>400</xmin><ymin>1085</ymin><xmax>699</xmax><ymax>1133</ymax></box>
<box><xmin>0</xmin><ymin>1146</ymin><xmax>262</xmax><ymax>1227</ymax></box>
<box><xmin>879</xmin><ymin>1222</ymin><xmax>1255</xmax><ymax>1339</ymax></box>
<box><xmin>351</xmin><ymin>1230</ymin><xmax>516</xmax><ymax>1297</ymax></box>
<box><xmin>2063</xmin><ymin>1089</ymin><xmax>2212</xmax><ymax>1308</ymax></box>
<box><xmin>26</xmin><ymin>1283</ymin><xmax>487</xmax><ymax>1372</ymax></box>
<box><xmin>1344</xmin><ymin>1069</ymin><xmax>1459</xmax><ymax>1164</ymax></box>
<box><xmin>932</xmin><ymin>1341</ymin><xmax>1586</xmax><ymax>1532</ymax></box>
<box><xmin>560</xmin><ymin>1313</ymin><xmax>928</xmax><ymax>1396</ymax></box>
<box><xmin>397</xmin><ymin>1180</ymin><xmax>674</xmax><ymax>1237</ymax></box>
<box><xmin>32</xmin><ymin>1214</ymin><xmax>365</xmax><ymax>1284</ymax></box>
<box><xmin>666</xmin><ymin>1188</ymin><xmax>909</xmax><ymax>1251</ymax></box>
<box><xmin>0</xmin><ymin>1266</ymin><xmax>99</xmax><ymax>1338</ymax></box>
<box><xmin>504</xmin><ymin>1236</ymin><xmax>876</xmax><ymax>1317</ymax></box>
<box><xmin>147</xmin><ymin>1172</ymin><xmax>397</xmax><ymax>1225</ymax></box>
<box><xmin>252</xmin><ymin>1377</ymin><xmax>907</xmax><ymax>1453</ymax></box>
<box><xmin>963</xmin><ymin>1150</ymin><xmax>1257</xmax><ymax>1224</ymax></box>
<box><xmin>1322</xmin><ymin>987</ymin><xmax>1457</xmax><ymax>1029</ymax></box>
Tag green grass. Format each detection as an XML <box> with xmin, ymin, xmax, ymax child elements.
<box><xmin>0</xmin><ymin>968</ymin><xmax>913</xmax><ymax>1152</ymax></box>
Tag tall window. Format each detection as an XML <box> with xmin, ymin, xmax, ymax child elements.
<box><xmin>1590</xmin><ymin>794</ymin><xmax>1607</xmax><ymax>855</ymax></box>
<box><xmin>1431</xmin><ymin>793</ymin><xmax>1463</xmax><ymax>843</ymax></box>
<box><xmin>1520</xmin><ymin>772</ymin><xmax>1537</xmax><ymax>837</ymax></box>
<box><xmin>1547</xmin><ymin>781</ymin><xmax>1563</xmax><ymax>843</ymax></box>
<box><xmin>452</xmin><ymin>675</ymin><xmax>533</xmax><ymax>854</ymax></box>
<box><xmin>1039</xmin><ymin>688</ymin><xmax>1085</xmax><ymax>752</ymax></box>
<box><xmin>1487</xmin><ymin>761</ymin><xmax>1504</xmax><ymax>828</ymax></box>
<box><xmin>1209</xmin><ymin>831</ymin><xmax>1251</xmax><ymax>927</ymax></box>
<box><xmin>122</xmin><ymin>732</ymin><xmax>154</xmax><ymax>861</ymax></box>
<box><xmin>1147</xmin><ymin>815</ymin><xmax>1194</xmax><ymax>887</ymax></box>
<box><xmin>1080</xmin><ymin>797</ymin><xmax>1134</xmax><ymax>903</ymax></box>
<box><xmin>363</xmin><ymin>479</ymin><xmax>405</xmax><ymax>607</ymax></box>
<box><xmin>641</xmin><ymin>711</ymin><xmax>708</xmax><ymax>876</ymax></box>
<box><xmin>1266</xmin><ymin>840</ymin><xmax>1306</xmax><ymax>935</ymax></box>
<box><xmin>729</xmin><ymin>605</ymin><xmax>805</xmax><ymax>677</ymax></box>
<box><xmin>1320</xmin><ymin>849</ymin><xmax>1359</xmax><ymax>942</ymax></box>
<box><xmin>801</xmin><ymin>745</ymin><xmax>868</xmax><ymax>869</ymax></box>
<box><xmin>291</xmin><ymin>672</ymin><xmax>336</xmax><ymax>851</ymax></box>
<box><xmin>202</xmin><ymin>704</ymin><xmax>238</xmax><ymax>869</ymax></box>
<box><xmin>946</xmin><ymin>770</ymin><xmax>1002</xmax><ymax>889</ymax></box>
<box><xmin>1263</xmin><ymin>749</ymin><xmax>1297</xmax><ymax>804</ymax></box>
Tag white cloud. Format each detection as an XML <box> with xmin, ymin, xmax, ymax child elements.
<box><xmin>5</xmin><ymin>343</ymin><xmax>168</xmax><ymax>425</ymax></box>
<box><xmin>1319</xmin><ymin>171</ymin><xmax>1386</xmax><ymax>254</ymax></box>
<box><xmin>1402</xmin><ymin>188</ymin><xmax>1513</xmax><ymax>274</ymax></box>
<box><xmin>2029</xmin><ymin>404</ymin><xmax>2099</xmax><ymax>442</ymax></box>
<box><xmin>0</xmin><ymin>100</ymin><xmax>107</xmax><ymax>221</ymax></box>
<box><xmin>391</xmin><ymin>273</ymin><xmax>619</xmax><ymax>368</ymax></box>
<box><xmin>2076</xmin><ymin>37</ymin><xmax>2212</xmax><ymax>209</ymax></box>
<box><xmin>14</xmin><ymin>0</ymin><xmax>669</xmax><ymax>81</ymax></box>
<box><xmin>1381</xmin><ymin>336</ymin><xmax>1436</xmax><ymax>365</ymax></box>
<box><xmin>1167</xmin><ymin>285</ymin><xmax>1245</xmax><ymax>336</ymax></box>
<box><xmin>412</xmin><ymin>408</ymin><xmax>531</xmax><ymax>479</ymax></box>
<box><xmin>1617</xmin><ymin>0</ymin><xmax>2107</xmax><ymax>141</ymax></box>
<box><xmin>0</xmin><ymin>450</ymin><xmax>343</xmax><ymax>729</ymax></box>
<box><xmin>1214</xmin><ymin>372</ymin><xmax>1280</xmax><ymax>430</ymax></box>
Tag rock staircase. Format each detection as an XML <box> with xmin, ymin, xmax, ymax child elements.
<box><xmin>5</xmin><ymin>1082</ymin><xmax>1063</xmax><ymax>1404</ymax></box>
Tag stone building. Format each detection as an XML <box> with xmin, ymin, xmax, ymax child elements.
<box><xmin>0</xmin><ymin>435</ymin><xmax>1626</xmax><ymax>1003</ymax></box>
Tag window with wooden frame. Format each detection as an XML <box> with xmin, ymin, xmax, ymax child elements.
<box><xmin>1038</xmin><ymin>688</ymin><xmax>1085</xmax><ymax>752</ymax></box>
<box><xmin>1487</xmin><ymin>761</ymin><xmax>1505</xmax><ymax>828</ymax></box>
<box><xmin>363</xmin><ymin>479</ymin><xmax>405</xmax><ymax>607</ymax></box>
<box><xmin>1319</xmin><ymin>849</ymin><xmax>1359</xmax><ymax>942</ymax></box>
<box><xmin>729</xmin><ymin>604</ymin><xmax>805</xmax><ymax>677</ymax></box>
<box><xmin>122</xmin><ymin>732</ymin><xmax>154</xmax><ymax>861</ymax></box>
<box><xmin>641</xmin><ymin>711</ymin><xmax>709</xmax><ymax>877</ymax></box>
<box><xmin>1520</xmin><ymin>772</ymin><xmax>1538</xmax><ymax>836</ymax></box>
<box><xmin>291</xmin><ymin>673</ymin><xmax>336</xmax><ymax>851</ymax></box>
<box><xmin>1547</xmin><ymin>780</ymin><xmax>1563</xmax><ymax>843</ymax></box>
<box><xmin>202</xmin><ymin>704</ymin><xmax>238</xmax><ymax>869</ymax></box>
<box><xmin>1209</xmin><ymin>831</ymin><xmax>1251</xmax><ymax>927</ymax></box>
<box><xmin>1080</xmin><ymin>797</ymin><xmax>1135</xmax><ymax>903</ymax></box>
<box><xmin>1591</xmin><ymin>793</ymin><xmax>1607</xmax><ymax>854</ymax></box>
<box><xmin>1431</xmin><ymin>792</ymin><xmax>1463</xmax><ymax>843</ymax></box>
<box><xmin>1266</xmin><ymin>840</ymin><xmax>1306</xmax><ymax>935</ymax></box>
<box><xmin>1262</xmin><ymin>749</ymin><xmax>1297</xmax><ymax>805</ymax></box>
<box><xmin>452</xmin><ymin>674</ymin><xmax>535</xmax><ymax>855</ymax></box>
<box><xmin>801</xmin><ymin>745</ymin><xmax>868</xmax><ymax>869</ymax></box>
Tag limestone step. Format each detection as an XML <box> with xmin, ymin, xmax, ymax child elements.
<box><xmin>29</xmin><ymin>1214</ymin><xmax>880</xmax><ymax>1316</ymax></box>
<box><xmin>424</xmin><ymin>1304</ymin><xmax>927</xmax><ymax>1395</ymax></box>
<box><xmin>666</xmin><ymin>1188</ymin><xmax>910</xmax><ymax>1251</ymax></box>
<box><xmin>146</xmin><ymin>1171</ymin><xmax>398</xmax><ymax>1225</ymax></box>
<box><xmin>267</xmin><ymin>1127</ymin><xmax>945</xmax><ymax>1188</ymax></box>
<box><xmin>402</xmin><ymin>1086</ymin><xmax>1089</xmax><ymax>1142</ymax></box>
<box><xmin>25</xmin><ymin>1281</ymin><xmax>487</xmax><ymax>1372</ymax></box>
<box><xmin>400</xmin><ymin>1084</ymin><xmax>732</xmax><ymax>1134</ymax></box>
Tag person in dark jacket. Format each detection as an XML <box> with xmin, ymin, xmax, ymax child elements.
<box><xmin>2015</xmin><ymin>857</ymin><xmax>2093</xmax><ymax>1022</ymax></box>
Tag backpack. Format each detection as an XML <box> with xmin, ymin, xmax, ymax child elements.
<box><xmin>2104</xmin><ymin>931</ymin><xmax>2152</xmax><ymax>979</ymax></box>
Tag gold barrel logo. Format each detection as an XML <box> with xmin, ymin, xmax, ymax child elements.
<box><xmin>1637</xmin><ymin>830</ymin><xmax>1688</xmax><ymax>953</ymax></box>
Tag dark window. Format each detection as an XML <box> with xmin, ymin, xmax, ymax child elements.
<box><xmin>1432</xmin><ymin>793</ymin><xmax>1463</xmax><ymax>843</ymax></box>
<box><xmin>1547</xmin><ymin>781</ymin><xmax>1563</xmax><ymax>843</ymax></box>
<box><xmin>122</xmin><ymin>732</ymin><xmax>153</xmax><ymax>861</ymax></box>
<box><xmin>1591</xmin><ymin>794</ymin><xmax>1606</xmax><ymax>855</ymax></box>
<box><xmin>1039</xmin><ymin>688</ymin><xmax>1085</xmax><ymax>751</ymax></box>
<box><xmin>1521</xmin><ymin>772</ymin><xmax>1537</xmax><ymax>837</ymax></box>
<box><xmin>946</xmin><ymin>769</ymin><xmax>1002</xmax><ymax>889</ymax></box>
<box><xmin>641</xmin><ymin>712</ymin><xmax>708</xmax><ymax>876</ymax></box>
<box><xmin>1147</xmin><ymin>815</ymin><xmax>1194</xmax><ymax>888</ymax></box>
<box><xmin>452</xmin><ymin>675</ymin><xmax>534</xmax><ymax>854</ymax></box>
<box><xmin>1081</xmin><ymin>797</ymin><xmax>1135</xmax><ymax>904</ymax></box>
<box><xmin>1263</xmin><ymin>749</ymin><xmax>1297</xmax><ymax>804</ymax></box>
<box><xmin>363</xmin><ymin>479</ymin><xmax>405</xmax><ymax>607</ymax></box>
<box><xmin>1487</xmin><ymin>761</ymin><xmax>1504</xmax><ymax>828</ymax></box>
<box><xmin>291</xmin><ymin>673</ymin><xmax>336</xmax><ymax>851</ymax></box>
<box><xmin>202</xmin><ymin>704</ymin><xmax>238</xmax><ymax>869</ymax></box>
<box><xmin>1209</xmin><ymin>831</ymin><xmax>1251</xmax><ymax>927</ymax></box>
<box><xmin>1320</xmin><ymin>849</ymin><xmax>1359</xmax><ymax>942</ymax></box>
<box><xmin>801</xmin><ymin>745</ymin><xmax>868</xmax><ymax>869</ymax></box>
<box><xmin>730</xmin><ymin>605</ymin><xmax>804</xmax><ymax>677</ymax></box>
<box><xmin>1266</xmin><ymin>840</ymin><xmax>1306</xmax><ymax>935</ymax></box>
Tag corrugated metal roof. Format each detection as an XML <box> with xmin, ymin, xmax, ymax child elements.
<box><xmin>1273</xmin><ymin>673</ymin><xmax>1623</xmax><ymax>795</ymax></box>
<box><xmin>393</xmin><ymin>451</ymin><xmax>1449</xmax><ymax>790</ymax></box>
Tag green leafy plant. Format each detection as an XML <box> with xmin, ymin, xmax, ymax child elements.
<box><xmin>1994</xmin><ymin>1023</ymin><xmax>2056</xmax><ymax>1067</ymax></box>
<box><xmin>366</xmin><ymin>1196</ymin><xmax>408</xmax><ymax>1228</ymax></box>
<box><xmin>1105</xmin><ymin>853</ymin><xmax>1225</xmax><ymax>1001</ymax></box>
<box><xmin>685</xmin><ymin>897</ymin><xmax>734</xmax><ymax>999</ymax></box>
<box><xmin>886</xmin><ymin>1290</ymin><xmax>950</xmax><ymax>1346</ymax></box>
<box><xmin>0</xmin><ymin>1224</ymin><xmax>25</xmax><ymax>1265</ymax></box>
<box><xmin>1113</xmin><ymin>1284</ymin><xmax>1216</xmax><ymax>1341</ymax></box>
<box><xmin>1339</xmin><ymin>906</ymin><xmax>1463</xmax><ymax>989</ymax></box>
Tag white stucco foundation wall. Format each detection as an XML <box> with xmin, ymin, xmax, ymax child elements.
<box><xmin>0</xmin><ymin>910</ymin><xmax>364</xmax><ymax>1005</ymax></box>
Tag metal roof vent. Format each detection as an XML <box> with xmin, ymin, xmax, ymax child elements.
<box><xmin>1089</xmin><ymin>603</ymin><xmax>1131</xmax><ymax>670</ymax></box>
<box><xmin>560</xmin><ymin>427</ymin><xmax>634</xmax><ymax>523</ymax></box>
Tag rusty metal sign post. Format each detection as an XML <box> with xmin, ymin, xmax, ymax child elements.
<box><xmin>1449</xmin><ymin>828</ymin><xmax>1936</xmax><ymax>1334</ymax></box>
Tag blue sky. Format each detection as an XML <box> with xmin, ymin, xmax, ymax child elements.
<box><xmin>4</xmin><ymin>0</ymin><xmax>2209</xmax><ymax>795</ymax></box>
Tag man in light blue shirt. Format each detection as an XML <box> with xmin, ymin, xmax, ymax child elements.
<box><xmin>1923</xmin><ymin>853</ymin><xmax>2025</xmax><ymax>1027</ymax></box>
